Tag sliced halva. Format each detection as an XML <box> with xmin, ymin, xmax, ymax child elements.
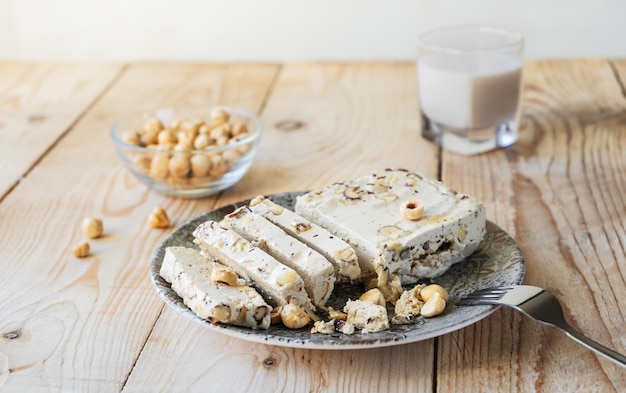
<box><xmin>193</xmin><ymin>220</ymin><xmax>316</xmax><ymax>314</ymax></box>
<box><xmin>249</xmin><ymin>195</ymin><xmax>361</xmax><ymax>281</ymax></box>
<box><xmin>222</xmin><ymin>206</ymin><xmax>336</xmax><ymax>307</ymax></box>
<box><xmin>295</xmin><ymin>169</ymin><xmax>486</xmax><ymax>285</ymax></box>
<box><xmin>160</xmin><ymin>246</ymin><xmax>271</xmax><ymax>329</ymax></box>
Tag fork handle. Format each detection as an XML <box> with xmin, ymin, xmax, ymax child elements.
<box><xmin>559</xmin><ymin>323</ymin><xmax>626</xmax><ymax>368</ymax></box>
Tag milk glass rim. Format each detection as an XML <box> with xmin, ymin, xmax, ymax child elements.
<box><xmin>419</xmin><ymin>25</ymin><xmax>523</xmax><ymax>54</ymax></box>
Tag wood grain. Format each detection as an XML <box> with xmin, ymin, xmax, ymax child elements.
<box><xmin>125</xmin><ymin>62</ymin><xmax>438</xmax><ymax>393</ymax></box>
<box><xmin>2</xmin><ymin>60</ymin><xmax>626</xmax><ymax>393</ymax></box>
<box><xmin>0</xmin><ymin>62</ymin><xmax>124</xmax><ymax>199</ymax></box>
<box><xmin>125</xmin><ymin>309</ymin><xmax>433</xmax><ymax>393</ymax></box>
<box><xmin>0</xmin><ymin>63</ymin><xmax>278</xmax><ymax>392</ymax></box>
<box><xmin>439</xmin><ymin>59</ymin><xmax>626</xmax><ymax>392</ymax></box>
<box><xmin>223</xmin><ymin>62</ymin><xmax>438</xmax><ymax>200</ymax></box>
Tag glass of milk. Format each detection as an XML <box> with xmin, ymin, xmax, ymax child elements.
<box><xmin>418</xmin><ymin>26</ymin><xmax>524</xmax><ymax>155</ymax></box>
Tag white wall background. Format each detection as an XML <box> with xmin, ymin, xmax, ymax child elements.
<box><xmin>1</xmin><ymin>0</ymin><xmax>625</xmax><ymax>61</ymax></box>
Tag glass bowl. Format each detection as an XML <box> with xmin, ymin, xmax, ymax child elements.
<box><xmin>110</xmin><ymin>106</ymin><xmax>263</xmax><ymax>198</ymax></box>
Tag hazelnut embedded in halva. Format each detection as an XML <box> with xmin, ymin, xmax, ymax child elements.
<box><xmin>401</xmin><ymin>199</ymin><xmax>424</xmax><ymax>220</ymax></box>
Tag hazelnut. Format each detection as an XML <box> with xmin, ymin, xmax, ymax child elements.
<box><xmin>72</xmin><ymin>242</ymin><xmax>90</xmax><ymax>258</ymax></box>
<box><xmin>148</xmin><ymin>207</ymin><xmax>170</xmax><ymax>228</ymax></box>
<box><xmin>81</xmin><ymin>217</ymin><xmax>103</xmax><ymax>239</ymax></box>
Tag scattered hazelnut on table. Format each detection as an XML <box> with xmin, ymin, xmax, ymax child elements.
<box><xmin>81</xmin><ymin>217</ymin><xmax>104</xmax><ymax>239</ymax></box>
<box><xmin>72</xmin><ymin>242</ymin><xmax>90</xmax><ymax>258</ymax></box>
<box><xmin>148</xmin><ymin>207</ymin><xmax>170</xmax><ymax>228</ymax></box>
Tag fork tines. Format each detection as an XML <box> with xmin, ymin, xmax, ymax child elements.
<box><xmin>458</xmin><ymin>287</ymin><xmax>512</xmax><ymax>303</ymax></box>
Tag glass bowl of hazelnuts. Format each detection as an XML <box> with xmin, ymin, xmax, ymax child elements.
<box><xmin>110</xmin><ymin>106</ymin><xmax>264</xmax><ymax>198</ymax></box>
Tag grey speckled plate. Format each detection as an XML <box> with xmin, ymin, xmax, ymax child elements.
<box><xmin>150</xmin><ymin>191</ymin><xmax>525</xmax><ymax>350</ymax></box>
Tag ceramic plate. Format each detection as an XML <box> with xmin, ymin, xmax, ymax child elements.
<box><xmin>150</xmin><ymin>191</ymin><xmax>525</xmax><ymax>349</ymax></box>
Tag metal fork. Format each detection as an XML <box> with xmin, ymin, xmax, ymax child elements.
<box><xmin>457</xmin><ymin>285</ymin><xmax>626</xmax><ymax>368</ymax></box>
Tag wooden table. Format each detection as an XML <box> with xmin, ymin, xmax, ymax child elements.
<box><xmin>1</xmin><ymin>59</ymin><xmax>625</xmax><ymax>392</ymax></box>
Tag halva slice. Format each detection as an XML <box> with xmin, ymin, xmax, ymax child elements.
<box><xmin>193</xmin><ymin>220</ymin><xmax>316</xmax><ymax>314</ymax></box>
<box><xmin>222</xmin><ymin>206</ymin><xmax>336</xmax><ymax>307</ymax></box>
<box><xmin>160</xmin><ymin>246</ymin><xmax>271</xmax><ymax>329</ymax></box>
<box><xmin>249</xmin><ymin>195</ymin><xmax>361</xmax><ymax>281</ymax></box>
<box><xmin>295</xmin><ymin>169</ymin><xmax>486</xmax><ymax>285</ymax></box>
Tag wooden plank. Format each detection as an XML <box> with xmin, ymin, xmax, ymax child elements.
<box><xmin>221</xmin><ymin>61</ymin><xmax>439</xmax><ymax>201</ymax></box>
<box><xmin>124</xmin><ymin>62</ymin><xmax>438</xmax><ymax>392</ymax></box>
<box><xmin>611</xmin><ymin>58</ymin><xmax>626</xmax><ymax>98</ymax></box>
<box><xmin>438</xmin><ymin>59</ymin><xmax>626</xmax><ymax>391</ymax></box>
<box><xmin>0</xmin><ymin>62</ymin><xmax>124</xmax><ymax>198</ymax></box>
<box><xmin>0</xmin><ymin>63</ymin><xmax>278</xmax><ymax>392</ymax></box>
<box><xmin>127</xmin><ymin>308</ymin><xmax>432</xmax><ymax>393</ymax></box>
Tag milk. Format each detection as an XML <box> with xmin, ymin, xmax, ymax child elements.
<box><xmin>418</xmin><ymin>53</ymin><xmax>522</xmax><ymax>130</ymax></box>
